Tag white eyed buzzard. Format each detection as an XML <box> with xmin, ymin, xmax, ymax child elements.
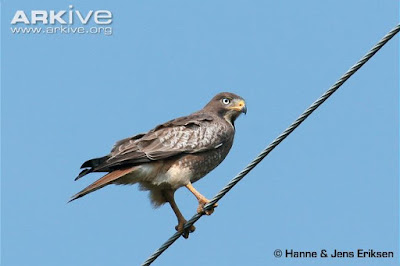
<box><xmin>70</xmin><ymin>92</ymin><xmax>247</xmax><ymax>238</ymax></box>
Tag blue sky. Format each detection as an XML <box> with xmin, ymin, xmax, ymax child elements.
<box><xmin>1</xmin><ymin>1</ymin><xmax>399</xmax><ymax>265</ymax></box>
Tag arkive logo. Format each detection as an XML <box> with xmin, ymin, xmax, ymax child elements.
<box><xmin>10</xmin><ymin>5</ymin><xmax>113</xmax><ymax>36</ymax></box>
<box><xmin>11</xmin><ymin>5</ymin><xmax>112</xmax><ymax>25</ymax></box>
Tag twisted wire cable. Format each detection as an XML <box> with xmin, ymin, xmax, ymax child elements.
<box><xmin>142</xmin><ymin>24</ymin><xmax>400</xmax><ymax>266</ymax></box>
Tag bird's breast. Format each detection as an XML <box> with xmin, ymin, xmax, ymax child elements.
<box><xmin>184</xmin><ymin>141</ymin><xmax>233</xmax><ymax>183</ymax></box>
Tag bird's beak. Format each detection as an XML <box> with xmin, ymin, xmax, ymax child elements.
<box><xmin>229</xmin><ymin>99</ymin><xmax>247</xmax><ymax>114</ymax></box>
<box><xmin>241</xmin><ymin>103</ymin><xmax>247</xmax><ymax>114</ymax></box>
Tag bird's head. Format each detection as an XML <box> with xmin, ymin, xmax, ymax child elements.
<box><xmin>204</xmin><ymin>92</ymin><xmax>247</xmax><ymax>124</ymax></box>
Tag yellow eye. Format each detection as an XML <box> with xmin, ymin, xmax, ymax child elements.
<box><xmin>222</xmin><ymin>98</ymin><xmax>230</xmax><ymax>105</ymax></box>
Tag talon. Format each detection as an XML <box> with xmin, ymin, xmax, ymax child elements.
<box><xmin>197</xmin><ymin>199</ymin><xmax>218</xmax><ymax>215</ymax></box>
<box><xmin>175</xmin><ymin>221</ymin><xmax>196</xmax><ymax>239</ymax></box>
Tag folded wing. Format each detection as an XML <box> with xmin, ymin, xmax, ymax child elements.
<box><xmin>76</xmin><ymin>112</ymin><xmax>231</xmax><ymax>180</ymax></box>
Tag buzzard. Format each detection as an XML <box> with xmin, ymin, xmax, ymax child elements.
<box><xmin>70</xmin><ymin>92</ymin><xmax>247</xmax><ymax>238</ymax></box>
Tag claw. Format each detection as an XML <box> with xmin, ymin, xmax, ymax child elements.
<box><xmin>197</xmin><ymin>199</ymin><xmax>218</xmax><ymax>215</ymax></box>
<box><xmin>185</xmin><ymin>183</ymin><xmax>218</xmax><ymax>216</ymax></box>
<box><xmin>175</xmin><ymin>220</ymin><xmax>196</xmax><ymax>239</ymax></box>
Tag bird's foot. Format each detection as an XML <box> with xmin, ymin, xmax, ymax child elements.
<box><xmin>175</xmin><ymin>220</ymin><xmax>196</xmax><ymax>239</ymax></box>
<box><xmin>197</xmin><ymin>198</ymin><xmax>218</xmax><ymax>215</ymax></box>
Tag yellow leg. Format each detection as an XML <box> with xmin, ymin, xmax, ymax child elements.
<box><xmin>162</xmin><ymin>190</ymin><xmax>195</xmax><ymax>238</ymax></box>
<box><xmin>185</xmin><ymin>183</ymin><xmax>218</xmax><ymax>215</ymax></box>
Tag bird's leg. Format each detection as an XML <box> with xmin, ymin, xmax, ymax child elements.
<box><xmin>185</xmin><ymin>183</ymin><xmax>218</xmax><ymax>215</ymax></box>
<box><xmin>162</xmin><ymin>190</ymin><xmax>195</xmax><ymax>239</ymax></box>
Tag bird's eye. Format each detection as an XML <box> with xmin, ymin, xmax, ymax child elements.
<box><xmin>222</xmin><ymin>98</ymin><xmax>230</xmax><ymax>105</ymax></box>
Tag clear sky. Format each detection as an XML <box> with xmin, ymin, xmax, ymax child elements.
<box><xmin>1</xmin><ymin>1</ymin><xmax>398</xmax><ymax>266</ymax></box>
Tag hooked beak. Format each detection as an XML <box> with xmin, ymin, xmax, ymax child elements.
<box><xmin>229</xmin><ymin>99</ymin><xmax>247</xmax><ymax>114</ymax></box>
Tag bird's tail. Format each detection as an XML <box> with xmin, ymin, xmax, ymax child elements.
<box><xmin>68</xmin><ymin>167</ymin><xmax>136</xmax><ymax>203</ymax></box>
<box><xmin>75</xmin><ymin>156</ymin><xmax>110</xmax><ymax>181</ymax></box>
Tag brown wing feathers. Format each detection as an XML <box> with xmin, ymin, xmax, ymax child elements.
<box><xmin>71</xmin><ymin>112</ymin><xmax>225</xmax><ymax>202</ymax></box>
<box><xmin>75</xmin><ymin>113</ymin><xmax>216</xmax><ymax>181</ymax></box>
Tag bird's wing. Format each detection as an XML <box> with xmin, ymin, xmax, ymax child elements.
<box><xmin>93</xmin><ymin>112</ymin><xmax>231</xmax><ymax>171</ymax></box>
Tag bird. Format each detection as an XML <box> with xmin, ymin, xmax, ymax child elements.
<box><xmin>69</xmin><ymin>92</ymin><xmax>247</xmax><ymax>238</ymax></box>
